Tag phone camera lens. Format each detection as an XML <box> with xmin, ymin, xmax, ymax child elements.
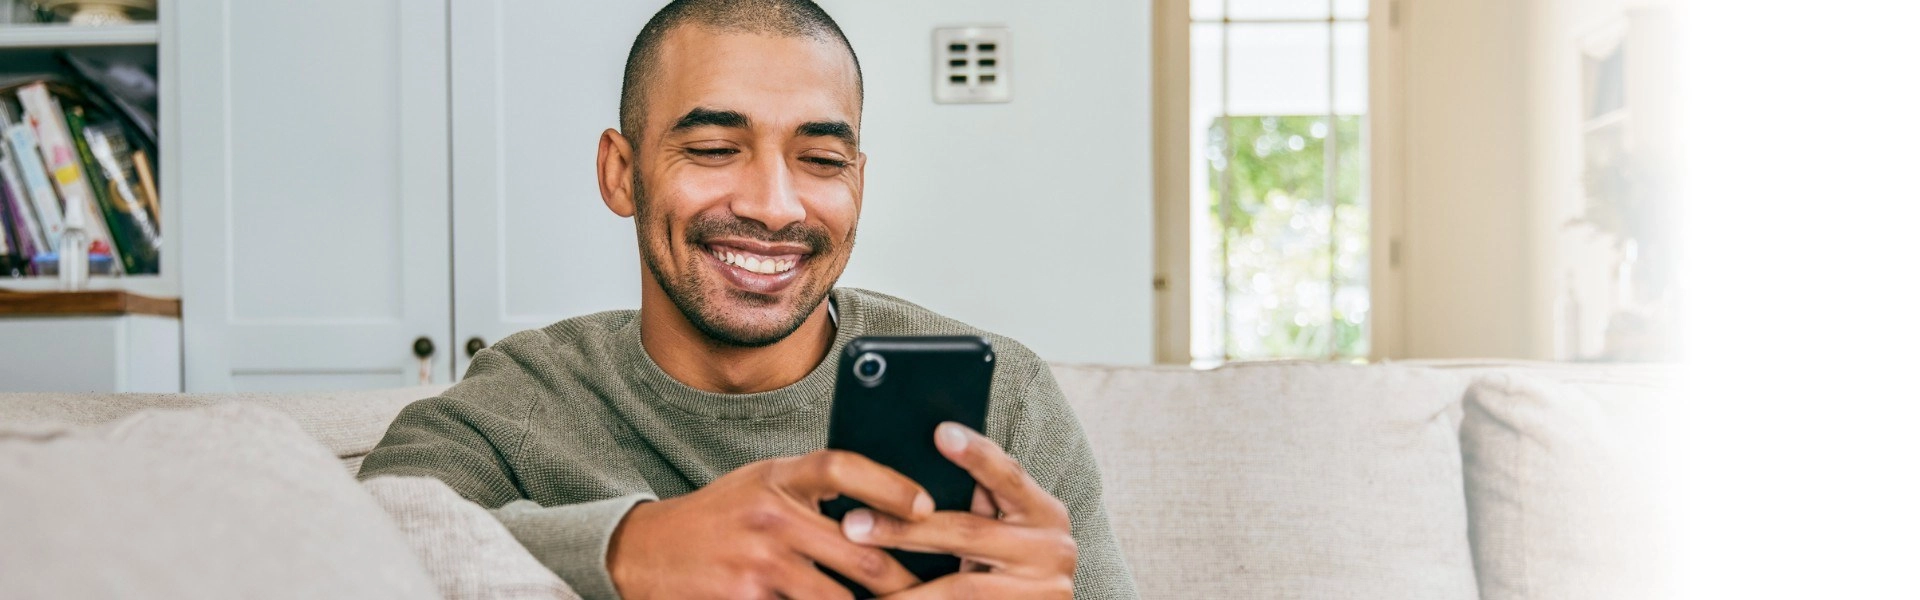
<box><xmin>853</xmin><ymin>352</ymin><xmax>886</xmax><ymax>387</ymax></box>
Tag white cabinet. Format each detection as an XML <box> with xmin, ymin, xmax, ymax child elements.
<box><xmin>180</xmin><ymin>1</ymin><xmax>451</xmax><ymax>392</ymax></box>
<box><xmin>448</xmin><ymin>0</ymin><xmax>663</xmax><ymax>378</ymax></box>
<box><xmin>0</xmin><ymin>314</ymin><xmax>178</xmax><ymax>392</ymax></box>
<box><xmin>183</xmin><ymin>0</ymin><xmax>663</xmax><ymax>392</ymax></box>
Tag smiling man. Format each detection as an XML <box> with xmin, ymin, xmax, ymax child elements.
<box><xmin>358</xmin><ymin>1</ymin><xmax>1136</xmax><ymax>599</ymax></box>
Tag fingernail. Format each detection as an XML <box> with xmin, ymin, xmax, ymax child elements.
<box><xmin>843</xmin><ymin>509</ymin><xmax>874</xmax><ymax>541</ymax></box>
<box><xmin>938</xmin><ymin>422</ymin><xmax>969</xmax><ymax>452</ymax></box>
<box><xmin>913</xmin><ymin>492</ymin><xmax>934</xmax><ymax>517</ymax></box>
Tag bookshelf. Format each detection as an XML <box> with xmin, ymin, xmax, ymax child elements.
<box><xmin>0</xmin><ymin>13</ymin><xmax>175</xmax><ymax>299</ymax></box>
<box><xmin>0</xmin><ymin>22</ymin><xmax>156</xmax><ymax>48</ymax></box>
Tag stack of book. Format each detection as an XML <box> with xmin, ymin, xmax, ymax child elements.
<box><xmin>0</xmin><ymin>72</ymin><xmax>159</xmax><ymax>278</ymax></box>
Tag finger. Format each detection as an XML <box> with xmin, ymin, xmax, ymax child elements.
<box><xmin>775</xmin><ymin>450</ymin><xmax>934</xmax><ymax>520</ymax></box>
<box><xmin>842</xmin><ymin>509</ymin><xmax>1076</xmax><ymax>576</ymax></box>
<box><xmin>781</xmin><ymin>510</ymin><xmax>922</xmax><ymax>596</ymax></box>
<box><xmin>969</xmin><ymin>485</ymin><xmax>999</xmax><ymax>518</ymax></box>
<box><xmin>767</xmin><ymin>555</ymin><xmax>855</xmax><ymax>600</ymax></box>
<box><xmin>933</xmin><ymin>423</ymin><xmax>1065</xmax><ymax>526</ymax></box>
<box><xmin>877</xmin><ymin>572</ymin><xmax>1072</xmax><ymax>600</ymax></box>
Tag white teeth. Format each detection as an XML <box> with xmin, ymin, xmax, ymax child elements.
<box><xmin>711</xmin><ymin>246</ymin><xmax>796</xmax><ymax>275</ymax></box>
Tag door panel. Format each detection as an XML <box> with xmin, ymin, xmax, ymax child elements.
<box><xmin>179</xmin><ymin>0</ymin><xmax>451</xmax><ymax>392</ymax></box>
<box><xmin>450</xmin><ymin>0</ymin><xmax>663</xmax><ymax>379</ymax></box>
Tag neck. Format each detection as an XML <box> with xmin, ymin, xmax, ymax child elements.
<box><xmin>638</xmin><ymin>282</ymin><xmax>835</xmax><ymax>394</ymax></box>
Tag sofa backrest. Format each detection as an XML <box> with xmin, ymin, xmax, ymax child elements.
<box><xmin>0</xmin><ymin>385</ymin><xmax>450</xmax><ymax>473</ymax></box>
<box><xmin>1051</xmin><ymin>362</ymin><xmax>1484</xmax><ymax>600</ymax></box>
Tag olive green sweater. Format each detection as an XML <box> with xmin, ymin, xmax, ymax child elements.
<box><xmin>358</xmin><ymin>288</ymin><xmax>1137</xmax><ymax>599</ymax></box>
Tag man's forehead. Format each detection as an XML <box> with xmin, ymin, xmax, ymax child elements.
<box><xmin>648</xmin><ymin>26</ymin><xmax>861</xmax><ymax>132</ymax></box>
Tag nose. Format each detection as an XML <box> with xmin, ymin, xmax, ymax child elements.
<box><xmin>730</xmin><ymin>151</ymin><xmax>806</xmax><ymax>233</ymax></box>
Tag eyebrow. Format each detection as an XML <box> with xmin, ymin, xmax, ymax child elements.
<box><xmin>670</xmin><ymin>107</ymin><xmax>751</xmax><ymax>133</ymax></box>
<box><xmin>668</xmin><ymin>107</ymin><xmax>857</xmax><ymax>148</ymax></box>
<box><xmin>796</xmin><ymin>120</ymin><xmax>857</xmax><ymax>148</ymax></box>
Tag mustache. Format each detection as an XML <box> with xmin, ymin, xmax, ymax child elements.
<box><xmin>684</xmin><ymin>212</ymin><xmax>833</xmax><ymax>254</ymax></box>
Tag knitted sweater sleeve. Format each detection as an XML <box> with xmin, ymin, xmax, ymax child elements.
<box><xmin>358</xmin><ymin>353</ymin><xmax>654</xmax><ymax>600</ymax></box>
<box><xmin>1008</xmin><ymin>367</ymin><xmax>1141</xmax><ymax>600</ymax></box>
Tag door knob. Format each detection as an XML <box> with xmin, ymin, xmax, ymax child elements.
<box><xmin>412</xmin><ymin>336</ymin><xmax>435</xmax><ymax>385</ymax></box>
<box><xmin>466</xmin><ymin>337</ymin><xmax>487</xmax><ymax>357</ymax></box>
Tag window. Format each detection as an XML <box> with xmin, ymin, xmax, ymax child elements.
<box><xmin>1187</xmin><ymin>0</ymin><xmax>1371</xmax><ymax>362</ymax></box>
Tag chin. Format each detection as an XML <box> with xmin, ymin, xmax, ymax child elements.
<box><xmin>684</xmin><ymin>288</ymin><xmax>817</xmax><ymax>348</ymax></box>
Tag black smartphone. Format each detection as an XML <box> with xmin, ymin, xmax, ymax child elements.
<box><xmin>821</xmin><ymin>335</ymin><xmax>995</xmax><ymax>597</ymax></box>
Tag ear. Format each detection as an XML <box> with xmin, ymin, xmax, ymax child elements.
<box><xmin>851</xmin><ymin>151</ymin><xmax>868</xmax><ymax>214</ymax></box>
<box><xmin>597</xmin><ymin>128</ymin><xmax>637</xmax><ymax>217</ymax></box>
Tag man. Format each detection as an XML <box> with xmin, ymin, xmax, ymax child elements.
<box><xmin>358</xmin><ymin>1</ymin><xmax>1136</xmax><ymax>598</ymax></box>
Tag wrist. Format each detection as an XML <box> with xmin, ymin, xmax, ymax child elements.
<box><xmin>606</xmin><ymin>499</ymin><xmax>662</xmax><ymax>599</ymax></box>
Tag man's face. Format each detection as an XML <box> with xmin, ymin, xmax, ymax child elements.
<box><xmin>628</xmin><ymin>27</ymin><xmax>864</xmax><ymax>347</ymax></box>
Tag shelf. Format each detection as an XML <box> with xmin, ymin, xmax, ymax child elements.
<box><xmin>0</xmin><ymin>274</ymin><xmax>176</xmax><ymax>298</ymax></box>
<box><xmin>0</xmin><ymin>289</ymin><xmax>178</xmax><ymax>318</ymax></box>
<box><xmin>0</xmin><ymin>23</ymin><xmax>157</xmax><ymax>49</ymax></box>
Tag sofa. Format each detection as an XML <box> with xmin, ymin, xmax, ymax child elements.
<box><xmin>0</xmin><ymin>360</ymin><xmax>1673</xmax><ymax>599</ymax></box>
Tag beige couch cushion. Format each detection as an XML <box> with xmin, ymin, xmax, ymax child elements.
<box><xmin>0</xmin><ymin>404</ymin><xmax>439</xmax><ymax>599</ymax></box>
<box><xmin>0</xmin><ymin>385</ymin><xmax>449</xmax><ymax>472</ymax></box>
<box><xmin>363</xmin><ymin>476</ymin><xmax>581</xmax><ymax>600</ymax></box>
<box><xmin>1459</xmin><ymin>372</ymin><xmax>1675</xmax><ymax>600</ymax></box>
<box><xmin>1052</xmin><ymin>362</ymin><xmax>1480</xmax><ymax>599</ymax></box>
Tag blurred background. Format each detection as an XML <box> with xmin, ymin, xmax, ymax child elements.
<box><xmin>2</xmin><ymin>0</ymin><xmax>1917</xmax><ymax>595</ymax></box>
<box><xmin>0</xmin><ymin>0</ymin><xmax>1708</xmax><ymax>392</ymax></box>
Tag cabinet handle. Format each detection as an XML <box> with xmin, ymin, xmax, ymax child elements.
<box><xmin>413</xmin><ymin>336</ymin><xmax>435</xmax><ymax>385</ymax></box>
<box><xmin>466</xmin><ymin>337</ymin><xmax>487</xmax><ymax>357</ymax></box>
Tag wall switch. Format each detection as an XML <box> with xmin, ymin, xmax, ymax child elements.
<box><xmin>933</xmin><ymin>26</ymin><xmax>1010</xmax><ymax>104</ymax></box>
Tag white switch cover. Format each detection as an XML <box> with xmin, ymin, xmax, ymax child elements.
<box><xmin>933</xmin><ymin>26</ymin><xmax>1010</xmax><ymax>104</ymax></box>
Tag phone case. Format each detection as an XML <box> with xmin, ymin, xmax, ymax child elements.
<box><xmin>821</xmin><ymin>335</ymin><xmax>995</xmax><ymax>596</ymax></box>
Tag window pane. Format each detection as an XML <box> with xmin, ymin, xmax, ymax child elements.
<box><xmin>1213</xmin><ymin>116</ymin><xmax>1333</xmax><ymax>359</ymax></box>
<box><xmin>1228</xmin><ymin>0</ymin><xmax>1329</xmax><ymax>20</ymax></box>
<box><xmin>1189</xmin><ymin>23</ymin><xmax>1228</xmax><ymax>361</ymax></box>
<box><xmin>1191</xmin><ymin>19</ymin><xmax>1371</xmax><ymax>362</ymax></box>
<box><xmin>1334</xmin><ymin>21</ymin><xmax>1367</xmax><ymax>113</ymax></box>
<box><xmin>1192</xmin><ymin>0</ymin><xmax>1225</xmax><ymax>20</ymax></box>
<box><xmin>1333</xmin><ymin>0</ymin><xmax>1368</xmax><ymax>20</ymax></box>
<box><xmin>1332</xmin><ymin>22</ymin><xmax>1370</xmax><ymax>358</ymax></box>
<box><xmin>1226</xmin><ymin>23</ymin><xmax>1330</xmax><ymax>115</ymax></box>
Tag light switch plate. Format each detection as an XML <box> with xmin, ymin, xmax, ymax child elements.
<box><xmin>933</xmin><ymin>26</ymin><xmax>1010</xmax><ymax>104</ymax></box>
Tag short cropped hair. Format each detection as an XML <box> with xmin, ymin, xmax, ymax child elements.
<box><xmin>618</xmin><ymin>0</ymin><xmax>863</xmax><ymax>144</ymax></box>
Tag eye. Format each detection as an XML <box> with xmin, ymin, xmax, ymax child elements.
<box><xmin>801</xmin><ymin>156</ymin><xmax>849</xmax><ymax>168</ymax></box>
<box><xmin>686</xmin><ymin>147</ymin><xmax>739</xmax><ymax>158</ymax></box>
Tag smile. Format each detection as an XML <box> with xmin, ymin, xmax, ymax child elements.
<box><xmin>701</xmin><ymin>241</ymin><xmax>810</xmax><ymax>295</ymax></box>
<box><xmin>708</xmin><ymin>245</ymin><xmax>797</xmax><ymax>275</ymax></box>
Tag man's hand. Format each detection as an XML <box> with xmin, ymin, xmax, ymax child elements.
<box><xmin>840</xmin><ymin>423</ymin><xmax>1077</xmax><ymax>599</ymax></box>
<box><xmin>607</xmin><ymin>450</ymin><xmax>934</xmax><ymax>599</ymax></box>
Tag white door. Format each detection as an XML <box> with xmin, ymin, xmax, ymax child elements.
<box><xmin>179</xmin><ymin>1</ymin><xmax>452</xmax><ymax>392</ymax></box>
<box><xmin>448</xmin><ymin>0</ymin><xmax>663</xmax><ymax>378</ymax></box>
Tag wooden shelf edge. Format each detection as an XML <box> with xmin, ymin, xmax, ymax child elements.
<box><xmin>0</xmin><ymin>23</ymin><xmax>158</xmax><ymax>49</ymax></box>
<box><xmin>0</xmin><ymin>289</ymin><xmax>179</xmax><ymax>318</ymax></box>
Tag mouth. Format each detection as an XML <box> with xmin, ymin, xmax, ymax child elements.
<box><xmin>701</xmin><ymin>240</ymin><xmax>810</xmax><ymax>295</ymax></box>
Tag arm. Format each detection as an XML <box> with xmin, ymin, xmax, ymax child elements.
<box><xmin>358</xmin><ymin>393</ymin><xmax>654</xmax><ymax>600</ymax></box>
<box><xmin>1012</xmin><ymin>372</ymin><xmax>1139</xmax><ymax>600</ymax></box>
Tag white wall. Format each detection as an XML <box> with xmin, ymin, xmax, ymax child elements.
<box><xmin>823</xmin><ymin>0</ymin><xmax>1156</xmax><ymax>365</ymax></box>
<box><xmin>1398</xmin><ymin>0</ymin><xmax>1544</xmax><ymax>359</ymax></box>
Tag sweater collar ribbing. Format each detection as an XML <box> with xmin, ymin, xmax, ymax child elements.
<box><xmin>618</xmin><ymin>288</ymin><xmax>863</xmax><ymax>420</ymax></box>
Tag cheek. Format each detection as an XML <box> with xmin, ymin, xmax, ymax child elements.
<box><xmin>798</xmin><ymin>178</ymin><xmax>859</xmax><ymax>241</ymax></box>
<box><xmin>645</xmin><ymin>166</ymin><xmax>734</xmax><ymax>234</ymax></box>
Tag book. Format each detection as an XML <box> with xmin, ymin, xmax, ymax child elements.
<box><xmin>69</xmin><ymin>105</ymin><xmax>156</xmax><ymax>274</ymax></box>
<box><xmin>16</xmin><ymin>82</ymin><xmax>123</xmax><ymax>274</ymax></box>
<box><xmin>0</xmin><ymin>99</ymin><xmax>64</xmax><ymax>249</ymax></box>
<box><xmin>0</xmin><ymin>137</ymin><xmax>48</xmax><ymax>253</ymax></box>
<box><xmin>84</xmin><ymin>119</ymin><xmax>159</xmax><ymax>243</ymax></box>
<box><xmin>130</xmin><ymin>149</ymin><xmax>157</xmax><ymax>229</ymax></box>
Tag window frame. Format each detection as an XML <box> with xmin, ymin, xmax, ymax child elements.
<box><xmin>1151</xmin><ymin>0</ymin><xmax>1407</xmax><ymax>364</ymax></box>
